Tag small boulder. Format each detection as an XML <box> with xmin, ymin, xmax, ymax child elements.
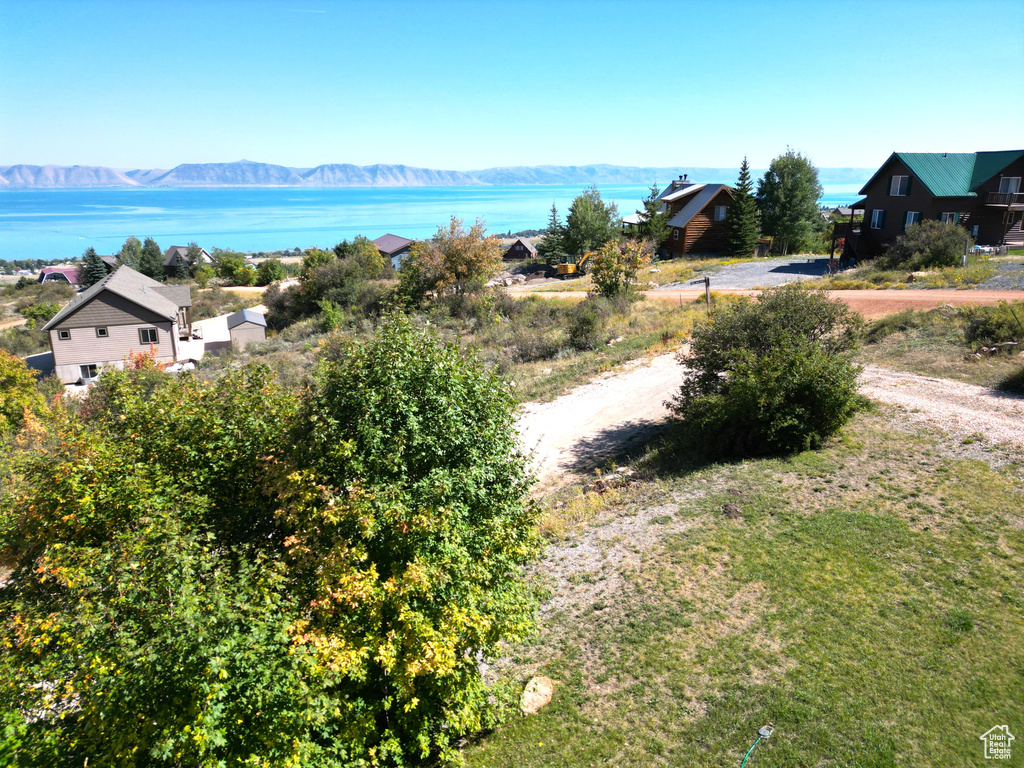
<box><xmin>520</xmin><ymin>676</ymin><xmax>554</xmax><ymax>714</ymax></box>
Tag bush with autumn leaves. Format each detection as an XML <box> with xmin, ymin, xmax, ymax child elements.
<box><xmin>0</xmin><ymin>315</ymin><xmax>539</xmax><ymax>767</ymax></box>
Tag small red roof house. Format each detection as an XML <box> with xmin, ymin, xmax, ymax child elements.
<box><xmin>38</xmin><ymin>266</ymin><xmax>83</xmax><ymax>286</ymax></box>
<box><xmin>623</xmin><ymin>175</ymin><xmax>735</xmax><ymax>257</ymax></box>
<box><xmin>503</xmin><ymin>238</ymin><xmax>538</xmax><ymax>261</ymax></box>
<box><xmin>372</xmin><ymin>234</ymin><xmax>415</xmax><ymax>269</ymax></box>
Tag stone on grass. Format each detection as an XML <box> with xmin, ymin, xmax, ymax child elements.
<box><xmin>520</xmin><ymin>676</ymin><xmax>554</xmax><ymax>715</ymax></box>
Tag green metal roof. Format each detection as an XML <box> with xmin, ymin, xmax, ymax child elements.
<box><xmin>896</xmin><ymin>152</ymin><xmax>977</xmax><ymax>197</ymax></box>
<box><xmin>859</xmin><ymin>150</ymin><xmax>1024</xmax><ymax>198</ymax></box>
<box><xmin>970</xmin><ymin>150</ymin><xmax>1024</xmax><ymax>189</ymax></box>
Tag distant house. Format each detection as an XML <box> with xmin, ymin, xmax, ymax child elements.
<box><xmin>99</xmin><ymin>254</ymin><xmax>119</xmax><ymax>272</ymax></box>
<box><xmin>848</xmin><ymin>150</ymin><xmax>1024</xmax><ymax>258</ymax></box>
<box><xmin>503</xmin><ymin>238</ymin><xmax>538</xmax><ymax>261</ymax></box>
<box><xmin>623</xmin><ymin>175</ymin><xmax>735</xmax><ymax>256</ymax></box>
<box><xmin>38</xmin><ymin>266</ymin><xmax>83</xmax><ymax>286</ymax></box>
<box><xmin>42</xmin><ymin>265</ymin><xmax>193</xmax><ymax>384</ymax></box>
<box><xmin>163</xmin><ymin>245</ymin><xmax>213</xmax><ymax>278</ymax></box>
<box><xmin>372</xmin><ymin>234</ymin><xmax>415</xmax><ymax>270</ymax></box>
<box><xmin>226</xmin><ymin>308</ymin><xmax>267</xmax><ymax>351</ymax></box>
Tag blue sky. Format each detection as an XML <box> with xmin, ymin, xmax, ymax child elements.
<box><xmin>1</xmin><ymin>0</ymin><xmax>1022</xmax><ymax>171</ymax></box>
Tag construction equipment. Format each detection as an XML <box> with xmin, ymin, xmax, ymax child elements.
<box><xmin>556</xmin><ymin>251</ymin><xmax>594</xmax><ymax>278</ymax></box>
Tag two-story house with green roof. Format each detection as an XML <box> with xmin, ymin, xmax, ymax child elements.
<box><xmin>849</xmin><ymin>150</ymin><xmax>1024</xmax><ymax>258</ymax></box>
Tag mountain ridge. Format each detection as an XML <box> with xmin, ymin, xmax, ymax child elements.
<box><xmin>0</xmin><ymin>160</ymin><xmax>872</xmax><ymax>188</ymax></box>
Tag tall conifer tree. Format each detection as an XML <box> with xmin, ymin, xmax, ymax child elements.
<box><xmin>725</xmin><ymin>157</ymin><xmax>761</xmax><ymax>257</ymax></box>
<box><xmin>139</xmin><ymin>237</ymin><xmax>165</xmax><ymax>280</ymax></box>
<box><xmin>82</xmin><ymin>247</ymin><xmax>108</xmax><ymax>287</ymax></box>
<box><xmin>536</xmin><ymin>203</ymin><xmax>565</xmax><ymax>265</ymax></box>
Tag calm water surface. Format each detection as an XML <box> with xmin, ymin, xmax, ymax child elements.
<box><xmin>0</xmin><ymin>184</ymin><xmax>866</xmax><ymax>260</ymax></box>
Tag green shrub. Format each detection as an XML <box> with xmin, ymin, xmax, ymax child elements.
<box><xmin>671</xmin><ymin>284</ymin><xmax>862</xmax><ymax>457</ymax></box>
<box><xmin>232</xmin><ymin>264</ymin><xmax>257</xmax><ymax>286</ymax></box>
<box><xmin>567</xmin><ymin>297</ymin><xmax>611</xmax><ymax>351</ymax></box>
<box><xmin>255</xmin><ymin>257</ymin><xmax>286</xmax><ymax>286</ymax></box>
<box><xmin>964</xmin><ymin>300</ymin><xmax>1024</xmax><ymax>345</ymax></box>
<box><xmin>879</xmin><ymin>220</ymin><xmax>972</xmax><ymax>270</ymax></box>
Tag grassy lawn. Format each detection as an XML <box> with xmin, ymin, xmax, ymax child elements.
<box><xmin>465</xmin><ymin>410</ymin><xmax>1024</xmax><ymax>767</ymax></box>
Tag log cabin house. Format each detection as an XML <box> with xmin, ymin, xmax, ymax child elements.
<box><xmin>623</xmin><ymin>175</ymin><xmax>735</xmax><ymax>256</ymax></box>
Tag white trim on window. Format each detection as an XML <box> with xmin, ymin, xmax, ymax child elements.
<box><xmin>80</xmin><ymin>364</ymin><xmax>99</xmax><ymax>381</ymax></box>
<box><xmin>889</xmin><ymin>175</ymin><xmax>910</xmax><ymax>196</ymax></box>
<box><xmin>904</xmin><ymin>211</ymin><xmax>921</xmax><ymax>230</ymax></box>
<box><xmin>940</xmin><ymin>212</ymin><xmax>959</xmax><ymax>224</ymax></box>
<box><xmin>870</xmin><ymin>209</ymin><xmax>886</xmax><ymax>229</ymax></box>
<box><xmin>998</xmin><ymin>176</ymin><xmax>1021</xmax><ymax>194</ymax></box>
<box><xmin>96</xmin><ymin>327</ymin><xmax>108</xmax><ymax>338</ymax></box>
<box><xmin>58</xmin><ymin>329</ymin><xmax>70</xmax><ymax>340</ymax></box>
<box><xmin>714</xmin><ymin>205</ymin><xmax>727</xmax><ymax>221</ymax></box>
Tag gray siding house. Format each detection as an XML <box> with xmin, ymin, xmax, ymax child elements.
<box><xmin>42</xmin><ymin>266</ymin><xmax>193</xmax><ymax>384</ymax></box>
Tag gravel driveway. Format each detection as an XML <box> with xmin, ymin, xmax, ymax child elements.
<box><xmin>657</xmin><ymin>255</ymin><xmax>833</xmax><ymax>290</ymax></box>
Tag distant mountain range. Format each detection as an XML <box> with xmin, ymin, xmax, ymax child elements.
<box><xmin>0</xmin><ymin>160</ymin><xmax>871</xmax><ymax>189</ymax></box>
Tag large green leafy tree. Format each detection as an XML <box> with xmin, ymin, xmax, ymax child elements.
<box><xmin>562</xmin><ymin>185</ymin><xmax>620</xmax><ymax>258</ymax></box>
<box><xmin>138</xmin><ymin>237</ymin><xmax>165</xmax><ymax>280</ymax></box>
<box><xmin>81</xmin><ymin>247</ymin><xmax>108</xmax><ymax>287</ymax></box>
<box><xmin>725</xmin><ymin>157</ymin><xmax>761</xmax><ymax>256</ymax></box>
<box><xmin>399</xmin><ymin>217</ymin><xmax>501</xmax><ymax>301</ymax></box>
<box><xmin>0</xmin><ymin>318</ymin><xmax>539</xmax><ymax>766</ymax></box>
<box><xmin>633</xmin><ymin>184</ymin><xmax>671</xmax><ymax>249</ymax></box>
<box><xmin>116</xmin><ymin>236</ymin><xmax>143</xmax><ymax>269</ymax></box>
<box><xmin>756</xmin><ymin>149</ymin><xmax>824</xmax><ymax>255</ymax></box>
<box><xmin>536</xmin><ymin>203</ymin><xmax>566</xmax><ymax>265</ymax></box>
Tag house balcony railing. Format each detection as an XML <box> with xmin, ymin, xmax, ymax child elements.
<box><xmin>985</xmin><ymin>192</ymin><xmax>1024</xmax><ymax>208</ymax></box>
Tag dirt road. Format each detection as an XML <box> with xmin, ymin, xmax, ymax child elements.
<box><xmin>518</xmin><ymin>352</ymin><xmax>1024</xmax><ymax>486</ymax></box>
<box><xmin>510</xmin><ymin>287</ymin><xmax>1024</xmax><ymax>320</ymax></box>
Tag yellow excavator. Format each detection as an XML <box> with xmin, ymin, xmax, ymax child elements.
<box><xmin>555</xmin><ymin>251</ymin><xmax>594</xmax><ymax>278</ymax></box>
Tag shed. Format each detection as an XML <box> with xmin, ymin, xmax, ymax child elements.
<box><xmin>226</xmin><ymin>308</ymin><xmax>267</xmax><ymax>350</ymax></box>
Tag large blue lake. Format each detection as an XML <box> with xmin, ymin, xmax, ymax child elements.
<box><xmin>0</xmin><ymin>183</ymin><xmax>866</xmax><ymax>260</ymax></box>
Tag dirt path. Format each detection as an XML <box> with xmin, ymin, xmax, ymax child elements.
<box><xmin>509</xmin><ymin>287</ymin><xmax>1024</xmax><ymax>320</ymax></box>
<box><xmin>859</xmin><ymin>365</ymin><xmax>1024</xmax><ymax>448</ymax></box>
<box><xmin>518</xmin><ymin>352</ymin><xmax>683</xmax><ymax>488</ymax></box>
<box><xmin>518</xmin><ymin>353</ymin><xmax>1024</xmax><ymax>486</ymax></box>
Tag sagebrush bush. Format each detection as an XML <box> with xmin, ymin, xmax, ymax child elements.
<box><xmin>964</xmin><ymin>300</ymin><xmax>1024</xmax><ymax>345</ymax></box>
<box><xmin>567</xmin><ymin>297</ymin><xmax>611</xmax><ymax>351</ymax></box>
<box><xmin>672</xmin><ymin>284</ymin><xmax>862</xmax><ymax>457</ymax></box>
<box><xmin>879</xmin><ymin>220</ymin><xmax>972</xmax><ymax>270</ymax></box>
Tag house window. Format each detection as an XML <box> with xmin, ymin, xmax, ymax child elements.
<box><xmin>998</xmin><ymin>177</ymin><xmax>1021</xmax><ymax>194</ymax></box>
<box><xmin>672</xmin><ymin>229</ymin><xmax>679</xmax><ymax>240</ymax></box>
<box><xmin>714</xmin><ymin>205</ymin><xmax>727</xmax><ymax>221</ymax></box>
<box><xmin>940</xmin><ymin>212</ymin><xmax>959</xmax><ymax>224</ymax></box>
<box><xmin>870</xmin><ymin>209</ymin><xmax>886</xmax><ymax>229</ymax></box>
<box><xmin>903</xmin><ymin>211</ymin><xmax>921</xmax><ymax>231</ymax></box>
<box><xmin>139</xmin><ymin>328</ymin><xmax>159</xmax><ymax>345</ymax></box>
<box><xmin>80</xmin><ymin>364</ymin><xmax>99</xmax><ymax>381</ymax></box>
<box><xmin>889</xmin><ymin>175</ymin><xmax>910</xmax><ymax>196</ymax></box>
<box><xmin>96</xmin><ymin>327</ymin><xmax>108</xmax><ymax>338</ymax></box>
<box><xmin>58</xmin><ymin>329</ymin><xmax>71</xmax><ymax>340</ymax></box>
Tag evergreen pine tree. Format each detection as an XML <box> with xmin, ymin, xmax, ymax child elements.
<box><xmin>536</xmin><ymin>203</ymin><xmax>565</xmax><ymax>265</ymax></box>
<box><xmin>635</xmin><ymin>184</ymin><xmax>671</xmax><ymax>250</ymax></box>
<box><xmin>82</xmin><ymin>247</ymin><xmax>108</xmax><ymax>287</ymax></box>
<box><xmin>139</xmin><ymin>237</ymin><xmax>165</xmax><ymax>280</ymax></box>
<box><xmin>725</xmin><ymin>157</ymin><xmax>761</xmax><ymax>257</ymax></box>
